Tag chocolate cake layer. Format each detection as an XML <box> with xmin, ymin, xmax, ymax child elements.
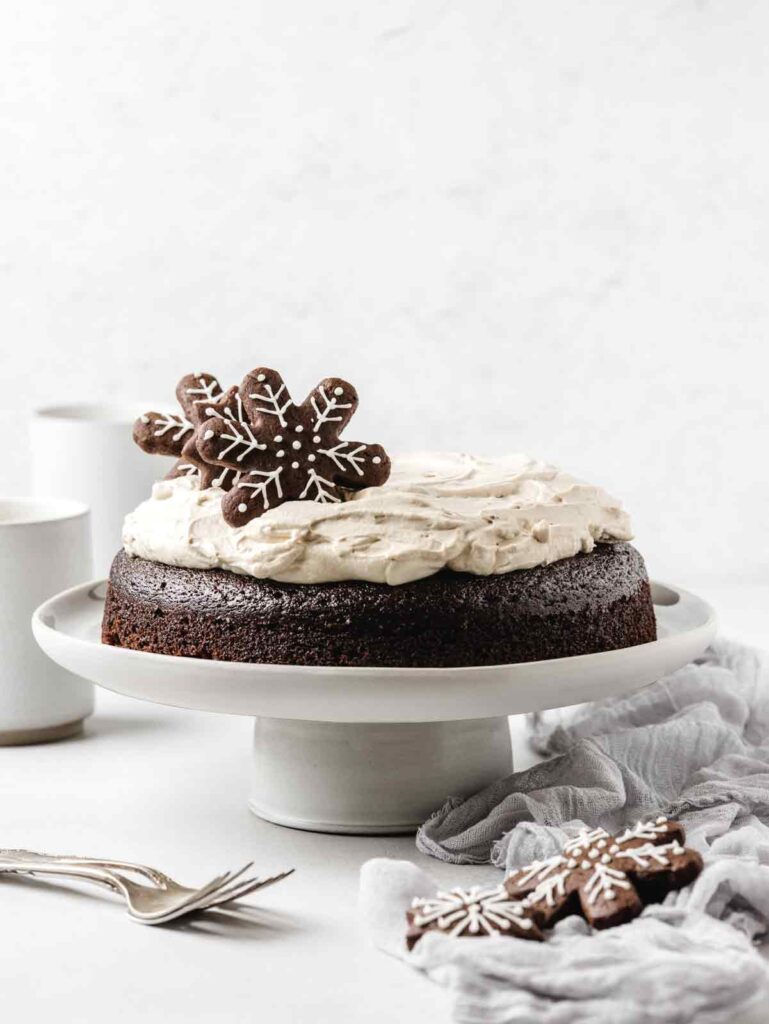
<box><xmin>102</xmin><ymin>543</ymin><xmax>656</xmax><ymax>668</ymax></box>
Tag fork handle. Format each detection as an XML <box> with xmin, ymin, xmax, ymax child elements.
<box><xmin>0</xmin><ymin>861</ymin><xmax>122</xmax><ymax>892</ymax></box>
<box><xmin>0</xmin><ymin>849</ymin><xmax>168</xmax><ymax>886</ymax></box>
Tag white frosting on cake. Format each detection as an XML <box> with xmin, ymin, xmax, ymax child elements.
<box><xmin>122</xmin><ymin>452</ymin><xmax>633</xmax><ymax>586</ymax></box>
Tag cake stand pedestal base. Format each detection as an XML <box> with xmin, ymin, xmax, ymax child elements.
<box><xmin>248</xmin><ymin>716</ymin><xmax>513</xmax><ymax>835</ymax></box>
<box><xmin>32</xmin><ymin>580</ymin><xmax>717</xmax><ymax>836</ymax></box>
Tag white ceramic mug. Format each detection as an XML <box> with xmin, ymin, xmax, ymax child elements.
<box><xmin>30</xmin><ymin>403</ymin><xmax>174</xmax><ymax>577</ymax></box>
<box><xmin>0</xmin><ymin>498</ymin><xmax>94</xmax><ymax>745</ymax></box>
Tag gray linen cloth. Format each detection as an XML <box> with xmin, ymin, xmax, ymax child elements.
<box><xmin>359</xmin><ymin>640</ymin><xmax>769</xmax><ymax>1022</ymax></box>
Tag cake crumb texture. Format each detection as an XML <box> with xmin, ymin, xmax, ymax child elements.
<box><xmin>102</xmin><ymin>544</ymin><xmax>657</xmax><ymax>668</ymax></box>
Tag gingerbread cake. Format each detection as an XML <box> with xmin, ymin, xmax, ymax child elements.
<box><xmin>101</xmin><ymin>368</ymin><xmax>656</xmax><ymax>667</ymax></box>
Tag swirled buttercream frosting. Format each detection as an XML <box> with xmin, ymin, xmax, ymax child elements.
<box><xmin>122</xmin><ymin>452</ymin><xmax>633</xmax><ymax>586</ymax></box>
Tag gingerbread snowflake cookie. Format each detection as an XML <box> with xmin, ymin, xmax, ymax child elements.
<box><xmin>134</xmin><ymin>372</ymin><xmax>242</xmax><ymax>490</ymax></box>
<box><xmin>197</xmin><ymin>367</ymin><xmax>391</xmax><ymax>526</ymax></box>
<box><xmin>504</xmin><ymin>816</ymin><xmax>703</xmax><ymax>931</ymax></box>
<box><xmin>406</xmin><ymin>884</ymin><xmax>543</xmax><ymax>950</ymax></box>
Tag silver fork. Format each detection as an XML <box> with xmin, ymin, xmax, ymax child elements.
<box><xmin>0</xmin><ymin>858</ymin><xmax>239</xmax><ymax>924</ymax></box>
<box><xmin>0</xmin><ymin>850</ymin><xmax>293</xmax><ymax>918</ymax></box>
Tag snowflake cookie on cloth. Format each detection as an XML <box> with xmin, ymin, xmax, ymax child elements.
<box><xmin>405</xmin><ymin>818</ymin><xmax>703</xmax><ymax>950</ymax></box>
<box><xmin>504</xmin><ymin>816</ymin><xmax>703</xmax><ymax>931</ymax></box>
<box><xmin>406</xmin><ymin>885</ymin><xmax>544</xmax><ymax>949</ymax></box>
<box><xmin>196</xmin><ymin>367</ymin><xmax>391</xmax><ymax>526</ymax></box>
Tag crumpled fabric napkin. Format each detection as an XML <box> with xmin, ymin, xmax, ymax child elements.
<box><xmin>360</xmin><ymin>640</ymin><xmax>769</xmax><ymax>1022</ymax></box>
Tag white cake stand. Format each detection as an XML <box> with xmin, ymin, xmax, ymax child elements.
<box><xmin>32</xmin><ymin>580</ymin><xmax>716</xmax><ymax>835</ymax></box>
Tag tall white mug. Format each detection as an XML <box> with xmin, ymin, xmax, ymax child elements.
<box><xmin>0</xmin><ymin>498</ymin><xmax>94</xmax><ymax>745</ymax></box>
<box><xmin>30</xmin><ymin>403</ymin><xmax>174</xmax><ymax>577</ymax></box>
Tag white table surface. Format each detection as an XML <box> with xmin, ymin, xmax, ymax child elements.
<box><xmin>1</xmin><ymin>583</ymin><xmax>767</xmax><ymax>1023</ymax></box>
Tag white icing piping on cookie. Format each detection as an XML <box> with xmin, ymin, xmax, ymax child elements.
<box><xmin>411</xmin><ymin>886</ymin><xmax>533</xmax><ymax>936</ymax></box>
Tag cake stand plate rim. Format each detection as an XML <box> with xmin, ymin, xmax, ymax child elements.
<box><xmin>32</xmin><ymin>578</ymin><xmax>716</xmax><ymax>723</ymax></box>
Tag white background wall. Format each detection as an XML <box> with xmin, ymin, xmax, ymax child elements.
<box><xmin>2</xmin><ymin>0</ymin><xmax>767</xmax><ymax>585</ymax></box>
